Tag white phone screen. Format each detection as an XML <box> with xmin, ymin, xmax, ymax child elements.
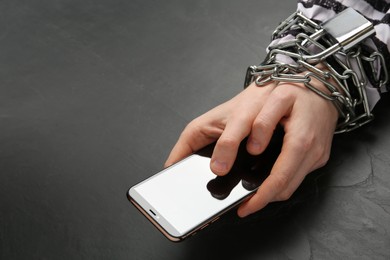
<box><xmin>133</xmin><ymin>154</ymin><xmax>255</xmax><ymax>235</ymax></box>
<box><xmin>130</xmin><ymin>137</ymin><xmax>281</xmax><ymax>238</ymax></box>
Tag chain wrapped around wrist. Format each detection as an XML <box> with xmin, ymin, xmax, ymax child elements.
<box><xmin>244</xmin><ymin>8</ymin><xmax>388</xmax><ymax>133</ymax></box>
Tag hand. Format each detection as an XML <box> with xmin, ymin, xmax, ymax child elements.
<box><xmin>165</xmin><ymin>79</ymin><xmax>338</xmax><ymax>217</ymax></box>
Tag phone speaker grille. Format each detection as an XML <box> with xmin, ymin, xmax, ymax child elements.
<box><xmin>149</xmin><ymin>209</ymin><xmax>157</xmax><ymax>216</ymax></box>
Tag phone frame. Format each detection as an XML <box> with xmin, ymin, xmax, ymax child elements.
<box><xmin>127</xmin><ymin>129</ymin><xmax>283</xmax><ymax>242</ymax></box>
<box><xmin>127</xmin><ymin>162</ymin><xmax>257</xmax><ymax>242</ymax></box>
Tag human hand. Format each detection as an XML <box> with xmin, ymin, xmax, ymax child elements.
<box><xmin>165</xmin><ymin>78</ymin><xmax>338</xmax><ymax>217</ymax></box>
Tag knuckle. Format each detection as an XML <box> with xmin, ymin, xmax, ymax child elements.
<box><xmin>218</xmin><ymin>136</ymin><xmax>240</xmax><ymax>149</ymax></box>
<box><xmin>253</xmin><ymin>116</ymin><xmax>271</xmax><ymax>130</ymax></box>
<box><xmin>183</xmin><ymin>116</ymin><xmax>223</xmax><ymax>140</ymax></box>
<box><xmin>273</xmin><ymin>174</ymin><xmax>289</xmax><ymax>193</ymax></box>
<box><xmin>301</xmin><ymin>135</ymin><xmax>315</xmax><ymax>152</ymax></box>
<box><xmin>277</xmin><ymin>189</ymin><xmax>293</xmax><ymax>201</ymax></box>
<box><xmin>312</xmin><ymin>144</ymin><xmax>325</xmax><ymax>159</ymax></box>
<box><xmin>317</xmin><ymin>158</ymin><xmax>328</xmax><ymax>168</ymax></box>
<box><xmin>291</xmin><ymin>133</ymin><xmax>316</xmax><ymax>153</ymax></box>
<box><xmin>185</xmin><ymin>118</ymin><xmax>201</xmax><ymax>130</ymax></box>
<box><xmin>253</xmin><ymin>116</ymin><xmax>276</xmax><ymax>137</ymax></box>
<box><xmin>316</xmin><ymin>148</ymin><xmax>330</xmax><ymax>168</ymax></box>
<box><xmin>182</xmin><ymin>119</ymin><xmax>202</xmax><ymax>136</ymax></box>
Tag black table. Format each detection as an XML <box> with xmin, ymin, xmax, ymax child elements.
<box><xmin>1</xmin><ymin>1</ymin><xmax>390</xmax><ymax>259</ymax></box>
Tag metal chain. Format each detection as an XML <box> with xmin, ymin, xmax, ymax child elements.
<box><xmin>244</xmin><ymin>10</ymin><xmax>388</xmax><ymax>133</ymax></box>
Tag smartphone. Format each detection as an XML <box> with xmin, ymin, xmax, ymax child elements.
<box><xmin>127</xmin><ymin>130</ymin><xmax>283</xmax><ymax>242</ymax></box>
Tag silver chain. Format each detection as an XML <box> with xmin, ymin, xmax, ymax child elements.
<box><xmin>244</xmin><ymin>9</ymin><xmax>388</xmax><ymax>133</ymax></box>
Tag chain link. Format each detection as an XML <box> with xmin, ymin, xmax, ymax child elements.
<box><xmin>244</xmin><ymin>9</ymin><xmax>388</xmax><ymax>133</ymax></box>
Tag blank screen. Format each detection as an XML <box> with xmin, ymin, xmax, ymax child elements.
<box><xmin>134</xmin><ymin>155</ymin><xmax>255</xmax><ymax>234</ymax></box>
<box><xmin>132</xmin><ymin>137</ymin><xmax>281</xmax><ymax>235</ymax></box>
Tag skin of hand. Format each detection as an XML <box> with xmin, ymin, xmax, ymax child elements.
<box><xmin>164</xmin><ymin>77</ymin><xmax>339</xmax><ymax>217</ymax></box>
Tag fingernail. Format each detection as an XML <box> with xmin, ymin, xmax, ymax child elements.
<box><xmin>212</xmin><ymin>159</ymin><xmax>228</xmax><ymax>173</ymax></box>
<box><xmin>249</xmin><ymin>139</ymin><xmax>261</xmax><ymax>150</ymax></box>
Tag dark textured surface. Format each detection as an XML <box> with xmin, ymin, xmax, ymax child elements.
<box><xmin>1</xmin><ymin>1</ymin><xmax>389</xmax><ymax>259</ymax></box>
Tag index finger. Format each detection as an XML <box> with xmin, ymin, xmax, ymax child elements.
<box><xmin>164</xmin><ymin>119</ymin><xmax>223</xmax><ymax>168</ymax></box>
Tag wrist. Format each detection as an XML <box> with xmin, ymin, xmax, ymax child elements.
<box><xmin>244</xmin><ymin>8</ymin><xmax>388</xmax><ymax>133</ymax></box>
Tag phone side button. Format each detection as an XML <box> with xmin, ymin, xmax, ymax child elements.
<box><xmin>200</xmin><ymin>223</ymin><xmax>209</xmax><ymax>230</ymax></box>
<box><xmin>211</xmin><ymin>217</ymin><xmax>220</xmax><ymax>223</ymax></box>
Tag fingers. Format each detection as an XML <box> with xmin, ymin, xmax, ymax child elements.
<box><xmin>238</xmin><ymin>85</ymin><xmax>337</xmax><ymax>217</ymax></box>
<box><xmin>165</xmin><ymin>116</ymin><xmax>251</xmax><ymax>173</ymax></box>
<box><xmin>238</xmin><ymin>133</ymin><xmax>310</xmax><ymax>217</ymax></box>
<box><xmin>208</xmin><ymin>83</ymin><xmax>277</xmax><ymax>175</ymax></box>
<box><xmin>210</xmin><ymin>116</ymin><xmax>253</xmax><ymax>175</ymax></box>
<box><xmin>239</xmin><ymin>87</ymin><xmax>311</xmax><ymax>217</ymax></box>
<box><xmin>237</xmin><ymin>90</ymin><xmax>300</xmax><ymax>217</ymax></box>
<box><xmin>164</xmin><ymin>116</ymin><xmax>223</xmax><ymax>168</ymax></box>
<box><xmin>247</xmin><ymin>89</ymin><xmax>295</xmax><ymax>155</ymax></box>
<box><xmin>165</xmin><ymin>83</ymin><xmax>275</xmax><ymax>170</ymax></box>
